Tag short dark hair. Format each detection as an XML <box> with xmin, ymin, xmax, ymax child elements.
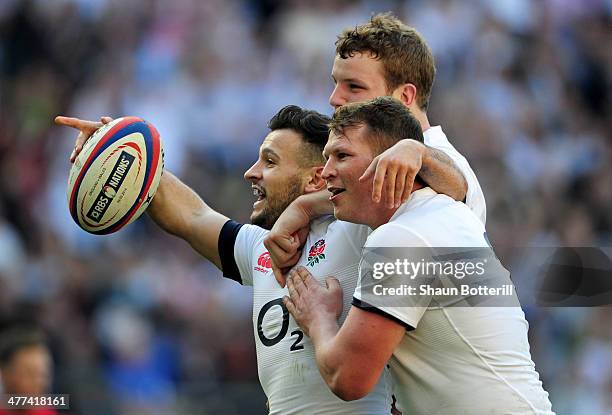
<box><xmin>268</xmin><ymin>105</ymin><xmax>330</xmax><ymax>167</ymax></box>
<box><xmin>0</xmin><ymin>327</ymin><xmax>47</xmax><ymax>368</ymax></box>
<box><xmin>329</xmin><ymin>96</ymin><xmax>423</xmax><ymax>155</ymax></box>
<box><xmin>336</xmin><ymin>12</ymin><xmax>436</xmax><ymax>111</ymax></box>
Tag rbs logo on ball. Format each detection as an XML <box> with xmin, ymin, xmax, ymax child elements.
<box><xmin>86</xmin><ymin>151</ymin><xmax>135</xmax><ymax>222</ymax></box>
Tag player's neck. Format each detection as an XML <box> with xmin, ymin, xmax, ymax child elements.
<box><xmin>369</xmin><ymin>181</ymin><xmax>425</xmax><ymax>230</ymax></box>
<box><xmin>415</xmin><ymin>109</ymin><xmax>431</xmax><ymax>131</ymax></box>
<box><xmin>412</xmin><ymin>180</ymin><xmax>425</xmax><ymax>192</ymax></box>
<box><xmin>369</xmin><ymin>207</ymin><xmax>398</xmax><ymax>230</ymax></box>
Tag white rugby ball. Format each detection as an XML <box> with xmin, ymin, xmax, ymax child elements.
<box><xmin>67</xmin><ymin>116</ymin><xmax>164</xmax><ymax>234</ymax></box>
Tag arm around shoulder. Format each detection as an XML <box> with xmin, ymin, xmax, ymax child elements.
<box><xmin>420</xmin><ymin>144</ymin><xmax>468</xmax><ymax>202</ymax></box>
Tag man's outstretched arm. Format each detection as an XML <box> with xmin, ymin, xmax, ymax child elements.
<box><xmin>147</xmin><ymin>171</ymin><xmax>228</xmax><ymax>269</ymax></box>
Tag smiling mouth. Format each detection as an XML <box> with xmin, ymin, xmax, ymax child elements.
<box><xmin>328</xmin><ymin>187</ymin><xmax>346</xmax><ymax>201</ymax></box>
<box><xmin>252</xmin><ymin>186</ymin><xmax>266</xmax><ymax>203</ymax></box>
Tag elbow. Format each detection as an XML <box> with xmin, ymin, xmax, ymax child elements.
<box><xmin>331</xmin><ymin>382</ymin><xmax>370</xmax><ymax>402</ymax></box>
<box><xmin>448</xmin><ymin>175</ymin><xmax>468</xmax><ymax>202</ymax></box>
<box><xmin>318</xmin><ymin>347</ymin><xmax>378</xmax><ymax>401</ymax></box>
<box><xmin>454</xmin><ymin>186</ymin><xmax>468</xmax><ymax>203</ymax></box>
<box><xmin>458</xmin><ymin>177</ymin><xmax>468</xmax><ymax>202</ymax></box>
<box><xmin>328</xmin><ymin>373</ymin><xmax>372</xmax><ymax>402</ymax></box>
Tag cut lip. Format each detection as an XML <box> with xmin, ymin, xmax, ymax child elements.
<box><xmin>252</xmin><ymin>185</ymin><xmax>266</xmax><ymax>201</ymax></box>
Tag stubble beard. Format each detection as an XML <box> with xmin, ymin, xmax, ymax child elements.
<box><xmin>250</xmin><ymin>179</ymin><xmax>303</xmax><ymax>230</ymax></box>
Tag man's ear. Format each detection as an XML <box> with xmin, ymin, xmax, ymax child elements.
<box><xmin>304</xmin><ymin>166</ymin><xmax>326</xmax><ymax>193</ymax></box>
<box><xmin>393</xmin><ymin>83</ymin><xmax>417</xmax><ymax>107</ymax></box>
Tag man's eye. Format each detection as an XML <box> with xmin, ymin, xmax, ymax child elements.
<box><xmin>349</xmin><ymin>84</ymin><xmax>363</xmax><ymax>90</ymax></box>
<box><xmin>266</xmin><ymin>159</ymin><xmax>275</xmax><ymax>165</ymax></box>
<box><xmin>337</xmin><ymin>153</ymin><xmax>349</xmax><ymax>160</ymax></box>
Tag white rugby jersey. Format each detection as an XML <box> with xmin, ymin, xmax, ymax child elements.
<box><xmin>424</xmin><ymin>125</ymin><xmax>486</xmax><ymax>225</ymax></box>
<box><xmin>353</xmin><ymin>187</ymin><xmax>554</xmax><ymax>415</ymax></box>
<box><xmin>219</xmin><ymin>217</ymin><xmax>392</xmax><ymax>415</ymax></box>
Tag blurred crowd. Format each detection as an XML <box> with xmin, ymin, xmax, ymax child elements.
<box><xmin>0</xmin><ymin>0</ymin><xmax>610</xmax><ymax>414</ymax></box>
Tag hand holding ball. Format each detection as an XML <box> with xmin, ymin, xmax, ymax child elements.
<box><xmin>66</xmin><ymin>117</ymin><xmax>164</xmax><ymax>234</ymax></box>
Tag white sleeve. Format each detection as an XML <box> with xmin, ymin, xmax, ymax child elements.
<box><xmin>353</xmin><ymin>223</ymin><xmax>433</xmax><ymax>330</ymax></box>
<box><xmin>219</xmin><ymin>221</ymin><xmax>268</xmax><ymax>286</ymax></box>
<box><xmin>233</xmin><ymin>224</ymin><xmax>269</xmax><ymax>286</ymax></box>
<box><xmin>424</xmin><ymin>135</ymin><xmax>487</xmax><ymax>225</ymax></box>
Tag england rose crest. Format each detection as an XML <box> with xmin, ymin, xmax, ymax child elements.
<box><xmin>307</xmin><ymin>239</ymin><xmax>326</xmax><ymax>266</ymax></box>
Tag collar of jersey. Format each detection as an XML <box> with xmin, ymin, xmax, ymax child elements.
<box><xmin>389</xmin><ymin>187</ymin><xmax>437</xmax><ymax>222</ymax></box>
<box><xmin>423</xmin><ymin>125</ymin><xmax>442</xmax><ymax>138</ymax></box>
<box><xmin>423</xmin><ymin>126</ymin><xmax>447</xmax><ymax>147</ymax></box>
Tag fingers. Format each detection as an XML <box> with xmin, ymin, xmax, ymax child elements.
<box><xmin>54</xmin><ymin>116</ymin><xmax>82</xmax><ymax>128</ymax></box>
<box><xmin>70</xmin><ymin>131</ymin><xmax>90</xmax><ymax>163</ymax></box>
<box><xmin>272</xmin><ymin>247</ymin><xmax>301</xmax><ymax>271</ymax></box>
<box><xmin>265</xmin><ymin>232</ymin><xmax>300</xmax><ymax>257</ymax></box>
<box><xmin>359</xmin><ymin>155</ymin><xmax>378</xmax><ymax>185</ymax></box>
<box><xmin>272</xmin><ymin>262</ymin><xmax>287</xmax><ymax>288</ymax></box>
<box><xmin>267</xmin><ymin>235</ymin><xmax>302</xmax><ymax>288</ymax></box>
<box><xmin>55</xmin><ymin>116</ymin><xmax>102</xmax><ymax>131</ymax></box>
<box><xmin>293</xmin><ymin>227</ymin><xmax>309</xmax><ymax>247</ymax></box>
<box><xmin>325</xmin><ymin>276</ymin><xmax>341</xmax><ymax>292</ymax></box>
<box><xmin>271</xmin><ymin>234</ymin><xmax>298</xmax><ymax>253</ymax></box>
<box><xmin>370</xmin><ymin>158</ymin><xmax>388</xmax><ymax>204</ymax></box>
<box><xmin>283</xmin><ymin>296</ymin><xmax>297</xmax><ymax>316</ymax></box>
<box><xmin>288</xmin><ymin>268</ymin><xmax>308</xmax><ymax>295</ymax></box>
<box><xmin>100</xmin><ymin>116</ymin><xmax>113</xmax><ymax>124</ymax></box>
<box><xmin>286</xmin><ymin>271</ymin><xmax>308</xmax><ymax>318</ymax></box>
<box><xmin>383</xmin><ymin>163</ymin><xmax>399</xmax><ymax>209</ymax></box>
<box><xmin>286</xmin><ymin>266</ymin><xmax>338</xmax><ymax>302</ymax></box>
<box><xmin>57</xmin><ymin>115</ymin><xmax>105</xmax><ymax>163</ymax></box>
<box><xmin>325</xmin><ymin>277</ymin><xmax>343</xmax><ymax>318</ymax></box>
<box><xmin>70</xmin><ymin>131</ymin><xmax>85</xmax><ymax>163</ymax></box>
<box><xmin>400</xmin><ymin>171</ymin><xmax>416</xmax><ymax>205</ymax></box>
<box><xmin>392</xmin><ymin>166</ymin><xmax>407</xmax><ymax>208</ymax></box>
<box><xmin>74</xmin><ymin>131</ymin><xmax>88</xmax><ymax>150</ymax></box>
<box><xmin>368</xmin><ymin>158</ymin><xmax>417</xmax><ymax>208</ymax></box>
<box><xmin>292</xmin><ymin>266</ymin><xmax>317</xmax><ymax>289</ymax></box>
<box><xmin>70</xmin><ymin>140</ymin><xmax>78</xmax><ymax>163</ymax></box>
<box><xmin>287</xmin><ymin>273</ymin><xmax>296</xmax><ymax>298</ymax></box>
<box><xmin>286</xmin><ymin>267</ymin><xmax>316</xmax><ymax>318</ymax></box>
<box><xmin>265</xmin><ymin>233</ymin><xmax>302</xmax><ymax>278</ymax></box>
<box><xmin>393</xmin><ymin>164</ymin><xmax>417</xmax><ymax>208</ymax></box>
<box><xmin>287</xmin><ymin>250</ymin><xmax>302</xmax><ymax>267</ymax></box>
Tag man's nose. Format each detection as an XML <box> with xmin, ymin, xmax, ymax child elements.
<box><xmin>329</xmin><ymin>86</ymin><xmax>344</xmax><ymax>109</ymax></box>
<box><xmin>244</xmin><ymin>162</ymin><xmax>261</xmax><ymax>182</ymax></box>
<box><xmin>322</xmin><ymin>160</ymin><xmax>335</xmax><ymax>180</ymax></box>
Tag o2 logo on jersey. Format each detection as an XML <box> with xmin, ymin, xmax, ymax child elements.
<box><xmin>255</xmin><ymin>251</ymin><xmax>272</xmax><ymax>274</ymax></box>
<box><xmin>306</xmin><ymin>239</ymin><xmax>326</xmax><ymax>267</ymax></box>
<box><xmin>257</xmin><ymin>298</ymin><xmax>304</xmax><ymax>352</ymax></box>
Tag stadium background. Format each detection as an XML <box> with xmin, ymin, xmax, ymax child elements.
<box><xmin>0</xmin><ymin>0</ymin><xmax>610</xmax><ymax>413</ymax></box>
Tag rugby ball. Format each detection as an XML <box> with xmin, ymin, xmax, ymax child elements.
<box><xmin>67</xmin><ymin>116</ymin><xmax>164</xmax><ymax>234</ymax></box>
